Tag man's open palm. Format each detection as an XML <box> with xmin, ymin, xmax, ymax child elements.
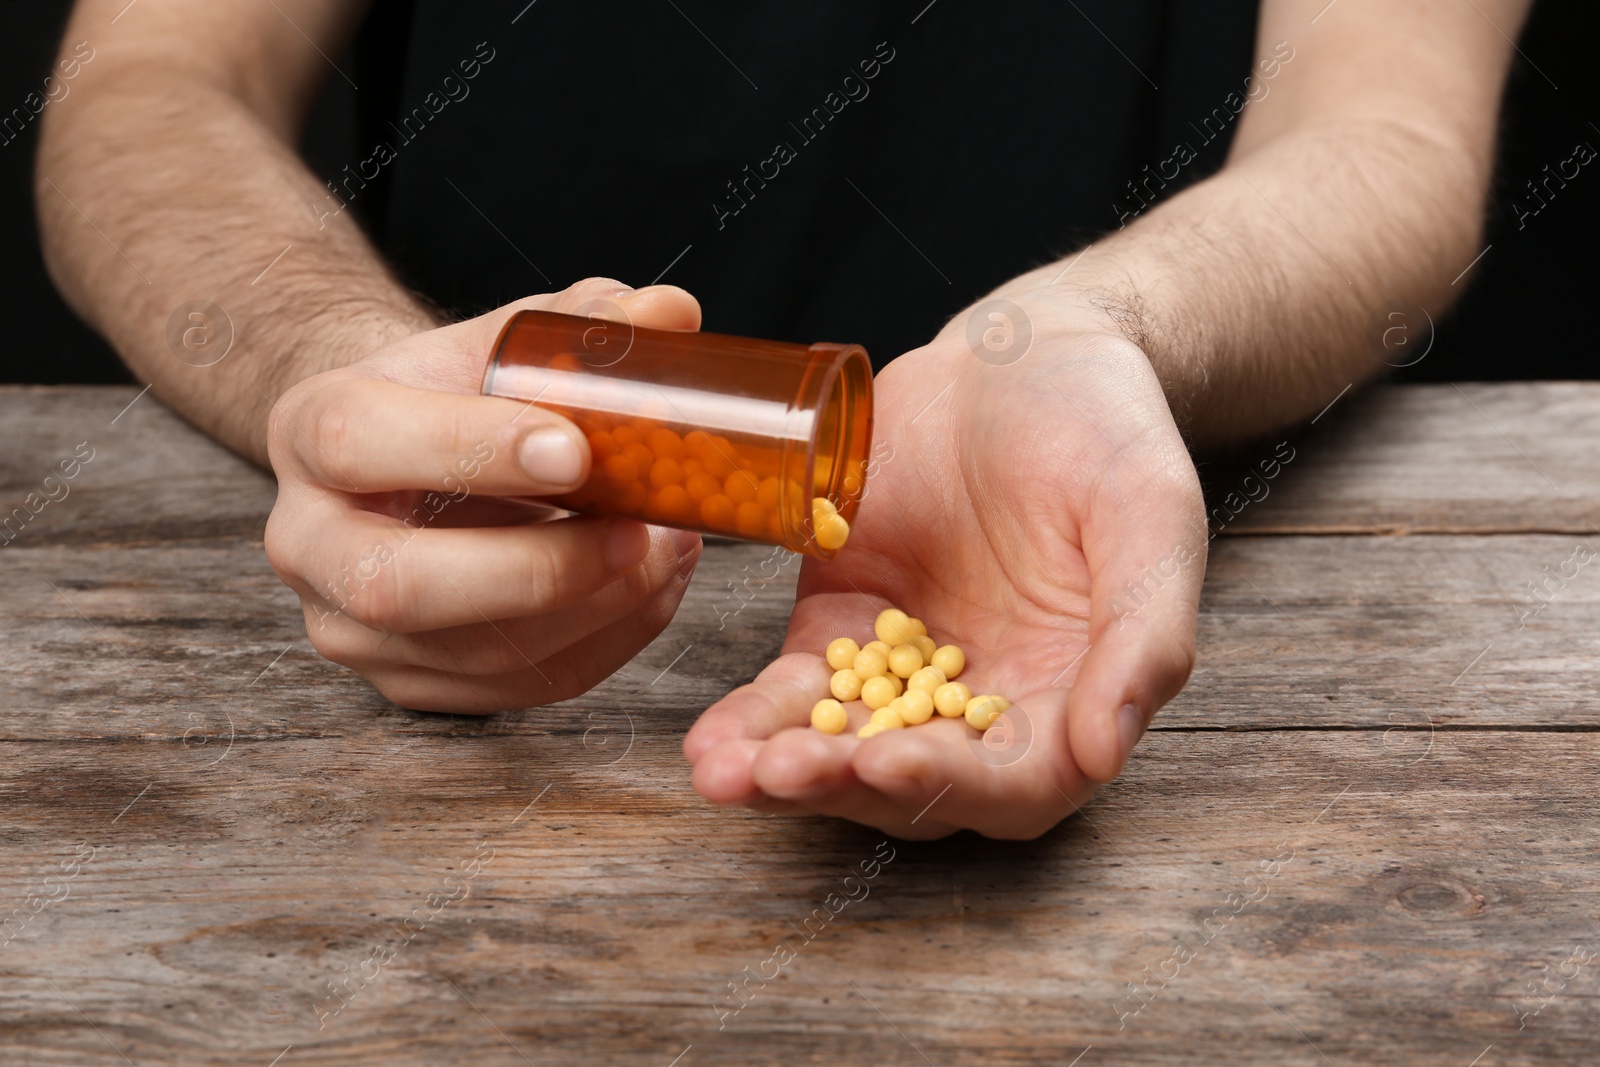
<box><xmin>685</xmin><ymin>302</ymin><xmax>1207</xmax><ymax>839</ymax></box>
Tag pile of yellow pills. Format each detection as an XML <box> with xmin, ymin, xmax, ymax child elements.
<box><xmin>811</xmin><ymin>606</ymin><xmax>1014</xmax><ymax>741</ymax></box>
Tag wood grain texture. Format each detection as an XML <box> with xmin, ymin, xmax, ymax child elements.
<box><xmin>2</xmin><ymin>732</ymin><xmax>1595</xmax><ymax>1066</ymax></box>
<box><xmin>1205</xmin><ymin>382</ymin><xmax>1600</xmax><ymax>536</ymax></box>
<box><xmin>3</xmin><ymin>385</ymin><xmax>1599</xmax><ymax>1066</ymax></box>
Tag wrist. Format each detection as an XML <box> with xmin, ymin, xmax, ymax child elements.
<box><xmin>967</xmin><ymin>256</ymin><xmax>1211</xmax><ymax>437</ymax></box>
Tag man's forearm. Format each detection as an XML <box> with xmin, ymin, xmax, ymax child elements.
<box><xmin>1004</xmin><ymin>115</ymin><xmax>1489</xmax><ymax>449</ymax></box>
<box><xmin>1002</xmin><ymin>0</ymin><xmax>1531</xmax><ymax>450</ymax></box>
<box><xmin>38</xmin><ymin>62</ymin><xmax>434</xmax><ymax>465</ymax></box>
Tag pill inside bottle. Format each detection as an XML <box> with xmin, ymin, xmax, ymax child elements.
<box><xmin>483</xmin><ymin>310</ymin><xmax>873</xmax><ymax>559</ymax></box>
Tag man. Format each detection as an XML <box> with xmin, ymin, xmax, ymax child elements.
<box><xmin>37</xmin><ymin>0</ymin><xmax>1530</xmax><ymax>838</ymax></box>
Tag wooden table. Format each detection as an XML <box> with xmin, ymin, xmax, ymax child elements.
<box><xmin>3</xmin><ymin>383</ymin><xmax>1597</xmax><ymax>1066</ymax></box>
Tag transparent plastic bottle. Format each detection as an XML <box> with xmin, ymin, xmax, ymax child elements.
<box><xmin>483</xmin><ymin>310</ymin><xmax>873</xmax><ymax>559</ymax></box>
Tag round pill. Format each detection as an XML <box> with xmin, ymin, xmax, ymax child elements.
<box><xmin>725</xmin><ymin>472</ymin><xmax>759</xmax><ymax>504</ymax></box>
<box><xmin>757</xmin><ymin>476</ymin><xmax>781</xmax><ymax>510</ymax></box>
<box><xmin>857</xmin><ymin>722</ymin><xmax>885</xmax><ymax>739</ymax></box>
<box><xmin>875</xmin><ymin>608</ymin><xmax>915</xmax><ymax>646</ymax></box>
<box><xmin>650</xmin><ymin>484</ymin><xmax>693</xmax><ymax>524</ymax></box>
<box><xmin>905</xmin><ymin>617</ymin><xmax>928</xmax><ymax>638</ymax></box>
<box><xmin>826</xmin><ymin>637</ymin><xmax>861</xmax><ymax>671</ymax></box>
<box><xmin>624</xmin><ymin>442</ymin><xmax>655</xmax><ymax>475</ymax></box>
<box><xmin>933</xmin><ymin>681</ymin><xmax>972</xmax><ymax>718</ymax></box>
<box><xmin>908</xmin><ymin>666</ymin><xmax>946</xmax><ymax>694</ymax></box>
<box><xmin>898</xmin><ymin>689</ymin><xmax>935</xmax><ymax>724</ymax></box>
<box><xmin>812</xmin><ymin>496</ymin><xmax>837</xmax><ymax>519</ymax></box>
<box><xmin>965</xmin><ymin>695</ymin><xmax>1009</xmax><ymax>731</ymax></box>
<box><xmin>869</xmin><ymin>706</ymin><xmax>906</xmax><ymax>730</ymax></box>
<box><xmin>735</xmin><ymin>501</ymin><xmax>767</xmax><ymax>538</ymax></box>
<box><xmin>931</xmin><ymin>645</ymin><xmax>966</xmax><ymax>680</ymax></box>
<box><xmin>863</xmin><ymin>640</ymin><xmax>891</xmax><ymax>657</ymax></box>
<box><xmin>811</xmin><ymin>699</ymin><xmax>848</xmax><ymax>734</ymax></box>
<box><xmin>816</xmin><ymin>513</ymin><xmax>850</xmax><ymax>551</ymax></box>
<box><xmin>701</xmin><ymin>445</ymin><xmax>736</xmax><ymax>479</ymax></box>
<box><xmin>648</xmin><ymin>457</ymin><xmax>683</xmax><ymax>489</ymax></box>
<box><xmin>830</xmin><ymin>669</ymin><xmax>864</xmax><ymax>702</ymax></box>
<box><xmin>888</xmin><ymin>643</ymin><xmax>924</xmax><ymax>678</ymax></box>
<box><xmin>861</xmin><ymin>675</ymin><xmax>898</xmax><ymax>710</ymax></box>
<box><xmin>700</xmin><ymin>494</ymin><xmax>736</xmax><ymax>530</ymax></box>
<box><xmin>685</xmin><ymin>471</ymin><xmax>721</xmax><ymax>505</ymax></box>
<box><xmin>602</xmin><ymin>454</ymin><xmax>637</xmax><ymax>487</ymax></box>
<box><xmin>647</xmin><ymin>427</ymin><xmax>685</xmax><ymax>461</ymax></box>
<box><xmin>909</xmin><ymin>634</ymin><xmax>938</xmax><ymax>662</ymax></box>
<box><xmin>612</xmin><ymin>424</ymin><xmax>642</xmax><ymax>448</ymax></box>
<box><xmin>589</xmin><ymin>430</ymin><xmax>618</xmax><ymax>463</ymax></box>
<box><xmin>853</xmin><ymin>647</ymin><xmax>889</xmax><ymax>679</ymax></box>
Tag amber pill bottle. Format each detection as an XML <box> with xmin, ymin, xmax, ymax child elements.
<box><xmin>483</xmin><ymin>310</ymin><xmax>873</xmax><ymax>559</ymax></box>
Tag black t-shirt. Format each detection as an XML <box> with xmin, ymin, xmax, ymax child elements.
<box><xmin>356</xmin><ymin>1</ymin><xmax>1259</xmax><ymax>368</ymax></box>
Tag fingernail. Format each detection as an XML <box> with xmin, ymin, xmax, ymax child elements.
<box><xmin>1116</xmin><ymin>702</ymin><xmax>1145</xmax><ymax>766</ymax></box>
<box><xmin>519</xmin><ymin>427</ymin><xmax>584</xmax><ymax>487</ymax></box>
<box><xmin>604</xmin><ymin>520</ymin><xmax>651</xmax><ymax>572</ymax></box>
<box><xmin>672</xmin><ymin>528</ymin><xmax>702</xmax><ymax>579</ymax></box>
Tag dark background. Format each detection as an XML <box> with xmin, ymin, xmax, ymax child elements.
<box><xmin>1</xmin><ymin>0</ymin><xmax>1593</xmax><ymax>386</ymax></box>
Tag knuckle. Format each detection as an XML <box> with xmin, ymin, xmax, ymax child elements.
<box><xmin>265</xmin><ymin>380</ymin><xmax>313</xmax><ymax>470</ymax></box>
<box><xmin>306</xmin><ymin>389</ymin><xmax>360</xmax><ymax>481</ymax></box>
<box><xmin>342</xmin><ymin>586</ymin><xmax>399</xmax><ymax>634</ymax></box>
<box><xmin>510</xmin><ymin>533</ymin><xmax>584</xmax><ymax>609</ymax></box>
<box><xmin>339</xmin><ymin>558</ymin><xmax>410</xmax><ymax>633</ymax></box>
<box><xmin>269</xmin><ymin>373</ymin><xmax>364</xmax><ymax>484</ymax></box>
<box><xmin>462</xmin><ymin>638</ymin><xmax>534</xmax><ymax>677</ymax></box>
<box><xmin>569</xmin><ymin>276</ymin><xmax>626</xmax><ymax>298</ymax></box>
<box><xmin>304</xmin><ymin>616</ymin><xmax>363</xmax><ymax>670</ymax></box>
<box><xmin>262</xmin><ymin>507</ymin><xmax>299</xmax><ymax>583</ymax></box>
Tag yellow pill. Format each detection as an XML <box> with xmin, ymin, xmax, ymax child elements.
<box><xmin>825</xmin><ymin>637</ymin><xmax>861</xmax><ymax>671</ymax></box>
<box><xmin>861</xmin><ymin>675</ymin><xmax>898</xmax><ymax>710</ymax></box>
<box><xmin>909</xmin><ymin>634</ymin><xmax>937</xmax><ymax>661</ymax></box>
<box><xmin>812</xmin><ymin>496</ymin><xmax>838</xmax><ymax>519</ymax></box>
<box><xmin>863</xmin><ymin>640</ymin><xmax>892</xmax><ymax>657</ymax></box>
<box><xmin>869</xmin><ymin>706</ymin><xmax>906</xmax><ymax>730</ymax></box>
<box><xmin>886</xmin><ymin>673</ymin><xmax>904</xmax><ymax>697</ymax></box>
<box><xmin>933</xmin><ymin>681</ymin><xmax>972</xmax><ymax>717</ymax></box>
<box><xmin>897</xmin><ymin>689</ymin><xmax>935</xmax><ymax>725</ymax></box>
<box><xmin>908</xmin><ymin>665</ymin><xmax>947</xmax><ymax>694</ymax></box>
<box><xmin>874</xmin><ymin>608</ymin><xmax>916</xmax><ymax>646</ymax></box>
<box><xmin>931</xmin><ymin>644</ymin><xmax>966</xmax><ymax>680</ymax></box>
<box><xmin>830</xmin><ymin>669</ymin><xmax>864</xmax><ymax>702</ymax></box>
<box><xmin>811</xmin><ymin>699</ymin><xmax>848</xmax><ymax>734</ymax></box>
<box><xmin>905</xmin><ymin>617</ymin><xmax>928</xmax><ymax>638</ymax></box>
<box><xmin>887</xmin><ymin>643</ymin><xmax>924</xmax><ymax>678</ymax></box>
<box><xmin>757</xmin><ymin>476</ymin><xmax>781</xmax><ymax>510</ymax></box>
<box><xmin>853</xmin><ymin>647</ymin><xmax>889</xmax><ymax>678</ymax></box>
<box><xmin>965</xmin><ymin>694</ymin><xmax>1010</xmax><ymax>731</ymax></box>
<box><xmin>857</xmin><ymin>722</ymin><xmax>886</xmax><ymax>739</ymax></box>
<box><xmin>816</xmin><ymin>512</ymin><xmax>850</xmax><ymax>551</ymax></box>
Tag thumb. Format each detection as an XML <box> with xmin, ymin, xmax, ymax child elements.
<box><xmin>411</xmin><ymin>279</ymin><xmax>704</xmax><ymax>392</ymax></box>
<box><xmin>1065</xmin><ymin>458</ymin><xmax>1206</xmax><ymax>783</ymax></box>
